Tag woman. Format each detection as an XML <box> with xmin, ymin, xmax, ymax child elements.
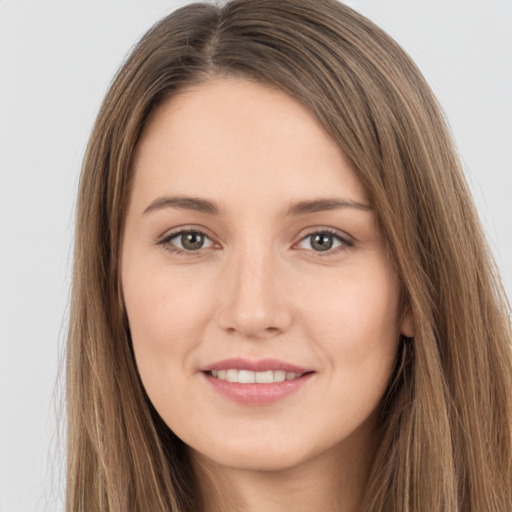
<box><xmin>66</xmin><ymin>0</ymin><xmax>512</xmax><ymax>510</ymax></box>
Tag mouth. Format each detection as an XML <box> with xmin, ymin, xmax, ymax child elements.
<box><xmin>201</xmin><ymin>358</ymin><xmax>314</xmax><ymax>405</ymax></box>
<box><xmin>206</xmin><ymin>369</ymin><xmax>307</xmax><ymax>383</ymax></box>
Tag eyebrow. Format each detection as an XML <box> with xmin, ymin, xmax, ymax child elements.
<box><xmin>144</xmin><ymin>196</ymin><xmax>219</xmax><ymax>215</ymax></box>
<box><xmin>285</xmin><ymin>198</ymin><xmax>371</xmax><ymax>215</ymax></box>
<box><xmin>143</xmin><ymin>195</ymin><xmax>372</xmax><ymax>216</ymax></box>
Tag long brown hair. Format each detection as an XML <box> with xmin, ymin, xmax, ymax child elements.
<box><xmin>67</xmin><ymin>1</ymin><xmax>512</xmax><ymax>510</ymax></box>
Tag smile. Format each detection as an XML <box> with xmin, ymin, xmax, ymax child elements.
<box><xmin>202</xmin><ymin>359</ymin><xmax>314</xmax><ymax>405</ymax></box>
<box><xmin>208</xmin><ymin>369</ymin><xmax>304</xmax><ymax>383</ymax></box>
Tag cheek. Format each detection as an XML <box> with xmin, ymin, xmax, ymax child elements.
<box><xmin>123</xmin><ymin>266</ymin><xmax>220</xmax><ymax>426</ymax></box>
<box><xmin>297</xmin><ymin>263</ymin><xmax>401</xmax><ymax>401</ymax></box>
<box><xmin>123</xmin><ymin>265</ymin><xmax>216</xmax><ymax>372</ymax></box>
<box><xmin>300</xmin><ymin>264</ymin><xmax>401</xmax><ymax>345</ymax></box>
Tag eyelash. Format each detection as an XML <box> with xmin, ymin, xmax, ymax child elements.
<box><xmin>157</xmin><ymin>228</ymin><xmax>354</xmax><ymax>257</ymax></box>
<box><xmin>295</xmin><ymin>228</ymin><xmax>354</xmax><ymax>257</ymax></box>
<box><xmin>158</xmin><ymin>228</ymin><xmax>214</xmax><ymax>257</ymax></box>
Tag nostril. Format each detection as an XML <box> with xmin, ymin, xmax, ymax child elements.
<box><xmin>216</xmin><ymin>294</ymin><xmax>293</xmax><ymax>338</ymax></box>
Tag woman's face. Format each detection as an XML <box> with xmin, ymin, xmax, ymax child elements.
<box><xmin>121</xmin><ymin>78</ymin><xmax>414</xmax><ymax>473</ymax></box>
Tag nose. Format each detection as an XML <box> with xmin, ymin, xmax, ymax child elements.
<box><xmin>216</xmin><ymin>249</ymin><xmax>293</xmax><ymax>339</ymax></box>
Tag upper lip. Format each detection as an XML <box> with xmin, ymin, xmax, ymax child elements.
<box><xmin>201</xmin><ymin>357</ymin><xmax>311</xmax><ymax>374</ymax></box>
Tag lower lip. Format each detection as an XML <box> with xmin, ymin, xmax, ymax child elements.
<box><xmin>203</xmin><ymin>372</ymin><xmax>314</xmax><ymax>405</ymax></box>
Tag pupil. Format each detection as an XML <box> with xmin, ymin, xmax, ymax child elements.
<box><xmin>182</xmin><ymin>232</ymin><xmax>204</xmax><ymax>250</ymax></box>
<box><xmin>311</xmin><ymin>233</ymin><xmax>333</xmax><ymax>251</ymax></box>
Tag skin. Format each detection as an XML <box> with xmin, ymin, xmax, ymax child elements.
<box><xmin>121</xmin><ymin>78</ymin><xmax>414</xmax><ymax>512</ymax></box>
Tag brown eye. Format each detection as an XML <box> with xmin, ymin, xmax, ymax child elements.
<box><xmin>296</xmin><ymin>230</ymin><xmax>352</xmax><ymax>254</ymax></box>
<box><xmin>180</xmin><ymin>232</ymin><xmax>205</xmax><ymax>251</ymax></box>
<box><xmin>165</xmin><ymin>230</ymin><xmax>214</xmax><ymax>252</ymax></box>
<box><xmin>310</xmin><ymin>233</ymin><xmax>334</xmax><ymax>251</ymax></box>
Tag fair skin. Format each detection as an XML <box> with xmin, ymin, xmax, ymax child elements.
<box><xmin>121</xmin><ymin>78</ymin><xmax>414</xmax><ymax>512</ymax></box>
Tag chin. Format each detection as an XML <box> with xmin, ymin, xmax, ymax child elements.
<box><xmin>188</xmin><ymin>429</ymin><xmax>337</xmax><ymax>475</ymax></box>
<box><xmin>196</xmin><ymin>447</ymin><xmax>308</xmax><ymax>473</ymax></box>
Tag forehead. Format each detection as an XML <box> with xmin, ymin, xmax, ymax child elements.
<box><xmin>131</xmin><ymin>78</ymin><xmax>368</xmax><ymax>212</ymax></box>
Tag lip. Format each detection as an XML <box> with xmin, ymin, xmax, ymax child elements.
<box><xmin>201</xmin><ymin>357</ymin><xmax>310</xmax><ymax>374</ymax></box>
<box><xmin>200</xmin><ymin>358</ymin><xmax>314</xmax><ymax>406</ymax></box>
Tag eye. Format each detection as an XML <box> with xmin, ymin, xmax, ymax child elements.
<box><xmin>296</xmin><ymin>230</ymin><xmax>352</xmax><ymax>253</ymax></box>
<box><xmin>160</xmin><ymin>229</ymin><xmax>215</xmax><ymax>254</ymax></box>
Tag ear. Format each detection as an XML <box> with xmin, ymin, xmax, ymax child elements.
<box><xmin>400</xmin><ymin>308</ymin><xmax>415</xmax><ymax>338</ymax></box>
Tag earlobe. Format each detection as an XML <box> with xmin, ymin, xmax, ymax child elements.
<box><xmin>400</xmin><ymin>308</ymin><xmax>416</xmax><ymax>338</ymax></box>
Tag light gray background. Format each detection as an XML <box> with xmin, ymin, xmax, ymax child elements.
<box><xmin>0</xmin><ymin>1</ymin><xmax>510</xmax><ymax>511</ymax></box>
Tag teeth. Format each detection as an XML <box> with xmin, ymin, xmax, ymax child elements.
<box><xmin>274</xmin><ymin>370</ymin><xmax>287</xmax><ymax>382</ymax></box>
<box><xmin>226</xmin><ymin>369</ymin><xmax>238</xmax><ymax>382</ymax></box>
<box><xmin>255</xmin><ymin>370</ymin><xmax>273</xmax><ymax>383</ymax></box>
<box><xmin>209</xmin><ymin>369</ymin><xmax>303</xmax><ymax>383</ymax></box>
<box><xmin>238</xmin><ymin>370</ymin><xmax>255</xmax><ymax>383</ymax></box>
